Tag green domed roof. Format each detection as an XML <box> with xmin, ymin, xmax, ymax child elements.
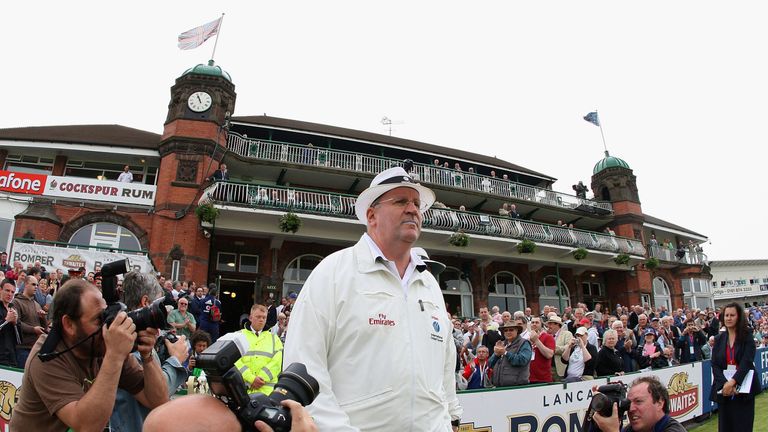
<box><xmin>593</xmin><ymin>150</ymin><xmax>630</xmax><ymax>174</ymax></box>
<box><xmin>182</xmin><ymin>60</ymin><xmax>232</xmax><ymax>82</ymax></box>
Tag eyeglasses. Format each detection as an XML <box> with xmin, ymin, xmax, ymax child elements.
<box><xmin>372</xmin><ymin>197</ymin><xmax>421</xmax><ymax>209</ymax></box>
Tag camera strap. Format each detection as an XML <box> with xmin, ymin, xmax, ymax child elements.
<box><xmin>38</xmin><ymin>327</ymin><xmax>101</xmax><ymax>362</ymax></box>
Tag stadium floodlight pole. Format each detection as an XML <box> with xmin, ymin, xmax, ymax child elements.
<box><xmin>211</xmin><ymin>13</ymin><xmax>225</xmax><ymax>62</ymax></box>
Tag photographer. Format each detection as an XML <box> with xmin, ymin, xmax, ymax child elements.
<box><xmin>110</xmin><ymin>271</ymin><xmax>190</xmax><ymax>431</ymax></box>
<box><xmin>10</xmin><ymin>279</ymin><xmax>169</xmax><ymax>431</ymax></box>
<box><xmin>591</xmin><ymin>376</ymin><xmax>685</xmax><ymax>432</ymax></box>
<box><xmin>677</xmin><ymin>320</ymin><xmax>706</xmax><ymax>364</ymax></box>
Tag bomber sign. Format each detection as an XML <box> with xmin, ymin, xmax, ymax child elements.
<box><xmin>10</xmin><ymin>242</ymin><xmax>154</xmax><ymax>275</ymax></box>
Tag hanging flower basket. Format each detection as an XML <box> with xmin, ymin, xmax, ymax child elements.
<box><xmin>573</xmin><ymin>248</ymin><xmax>588</xmax><ymax>261</ymax></box>
<box><xmin>279</xmin><ymin>212</ymin><xmax>302</xmax><ymax>233</ymax></box>
<box><xmin>449</xmin><ymin>231</ymin><xmax>470</xmax><ymax>247</ymax></box>
<box><xmin>195</xmin><ymin>203</ymin><xmax>219</xmax><ymax>224</ymax></box>
<box><xmin>517</xmin><ymin>239</ymin><xmax>536</xmax><ymax>254</ymax></box>
<box><xmin>613</xmin><ymin>253</ymin><xmax>631</xmax><ymax>266</ymax></box>
<box><xmin>645</xmin><ymin>257</ymin><xmax>660</xmax><ymax>270</ymax></box>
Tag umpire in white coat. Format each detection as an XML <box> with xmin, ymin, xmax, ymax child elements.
<box><xmin>283</xmin><ymin>166</ymin><xmax>462</xmax><ymax>431</ymax></box>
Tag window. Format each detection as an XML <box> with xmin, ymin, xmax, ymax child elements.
<box><xmin>439</xmin><ymin>267</ymin><xmax>474</xmax><ymax>317</ymax></box>
<box><xmin>582</xmin><ymin>282</ymin><xmax>604</xmax><ymax>297</ymax></box>
<box><xmin>539</xmin><ymin>275</ymin><xmax>570</xmax><ymax>310</ymax></box>
<box><xmin>0</xmin><ymin>218</ymin><xmax>13</xmax><ymax>254</ymax></box>
<box><xmin>69</xmin><ymin>223</ymin><xmax>141</xmax><ymax>251</ymax></box>
<box><xmin>682</xmin><ymin>278</ymin><xmax>713</xmax><ymax>310</ymax></box>
<box><xmin>65</xmin><ymin>161</ymin><xmax>158</xmax><ymax>185</ymax></box>
<box><xmin>239</xmin><ymin>254</ymin><xmax>259</xmax><ymax>273</ymax></box>
<box><xmin>488</xmin><ymin>272</ymin><xmax>526</xmax><ymax>314</ymax></box>
<box><xmin>216</xmin><ymin>252</ymin><xmax>237</xmax><ymax>271</ymax></box>
<box><xmin>283</xmin><ymin>254</ymin><xmax>323</xmax><ymax>297</ymax></box>
<box><xmin>3</xmin><ymin>154</ymin><xmax>54</xmax><ymax>173</ymax></box>
<box><xmin>171</xmin><ymin>260</ymin><xmax>180</xmax><ymax>281</ymax></box>
<box><xmin>653</xmin><ymin>277</ymin><xmax>671</xmax><ymax>312</ymax></box>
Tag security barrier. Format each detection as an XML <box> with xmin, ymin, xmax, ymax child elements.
<box><xmin>0</xmin><ymin>348</ymin><xmax>765</xmax><ymax>430</ymax></box>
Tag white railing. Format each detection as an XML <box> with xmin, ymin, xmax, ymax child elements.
<box><xmin>227</xmin><ymin>133</ymin><xmax>613</xmax><ymax>214</ymax></box>
<box><xmin>202</xmin><ymin>181</ymin><xmax>642</xmax><ymax>255</ymax></box>
<box><xmin>649</xmin><ymin>245</ymin><xmax>708</xmax><ymax>265</ymax></box>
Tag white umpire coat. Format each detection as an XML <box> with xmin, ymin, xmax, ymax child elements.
<box><xmin>283</xmin><ymin>236</ymin><xmax>462</xmax><ymax>431</ymax></box>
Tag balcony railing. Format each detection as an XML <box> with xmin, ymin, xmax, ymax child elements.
<box><xmin>202</xmin><ymin>181</ymin><xmax>643</xmax><ymax>256</ymax></box>
<box><xmin>648</xmin><ymin>245</ymin><xmax>708</xmax><ymax>266</ymax></box>
<box><xmin>226</xmin><ymin>132</ymin><xmax>613</xmax><ymax>214</ymax></box>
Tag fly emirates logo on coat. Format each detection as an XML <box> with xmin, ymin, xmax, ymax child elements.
<box><xmin>369</xmin><ymin>313</ymin><xmax>396</xmax><ymax>326</ymax></box>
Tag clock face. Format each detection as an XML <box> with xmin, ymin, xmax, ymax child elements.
<box><xmin>187</xmin><ymin>91</ymin><xmax>212</xmax><ymax>112</ymax></box>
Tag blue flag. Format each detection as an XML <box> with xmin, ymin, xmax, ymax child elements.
<box><xmin>583</xmin><ymin>111</ymin><xmax>600</xmax><ymax>127</ymax></box>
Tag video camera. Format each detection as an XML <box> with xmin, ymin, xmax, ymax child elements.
<box><xmin>98</xmin><ymin>259</ymin><xmax>170</xmax><ymax>332</ymax></box>
<box><xmin>582</xmin><ymin>382</ymin><xmax>631</xmax><ymax>431</ymax></box>
<box><xmin>197</xmin><ymin>334</ymin><xmax>319</xmax><ymax>432</ymax></box>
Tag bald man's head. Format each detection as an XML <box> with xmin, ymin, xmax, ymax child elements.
<box><xmin>144</xmin><ymin>395</ymin><xmax>241</xmax><ymax>432</ymax></box>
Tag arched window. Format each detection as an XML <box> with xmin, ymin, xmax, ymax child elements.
<box><xmin>539</xmin><ymin>275</ymin><xmax>570</xmax><ymax>311</ymax></box>
<box><xmin>282</xmin><ymin>254</ymin><xmax>323</xmax><ymax>297</ymax></box>
<box><xmin>439</xmin><ymin>267</ymin><xmax>473</xmax><ymax>317</ymax></box>
<box><xmin>653</xmin><ymin>277</ymin><xmax>671</xmax><ymax>312</ymax></box>
<box><xmin>488</xmin><ymin>272</ymin><xmax>526</xmax><ymax>313</ymax></box>
<box><xmin>69</xmin><ymin>222</ymin><xmax>141</xmax><ymax>251</ymax></box>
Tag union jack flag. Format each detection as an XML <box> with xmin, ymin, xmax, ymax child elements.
<box><xmin>583</xmin><ymin>111</ymin><xmax>600</xmax><ymax>127</ymax></box>
<box><xmin>178</xmin><ymin>17</ymin><xmax>222</xmax><ymax>50</ymax></box>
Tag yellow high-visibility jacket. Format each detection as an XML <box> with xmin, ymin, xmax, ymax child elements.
<box><xmin>234</xmin><ymin>327</ymin><xmax>284</xmax><ymax>395</ymax></box>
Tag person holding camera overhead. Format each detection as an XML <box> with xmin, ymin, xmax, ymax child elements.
<box><xmin>677</xmin><ymin>319</ymin><xmax>706</xmax><ymax>364</ymax></box>
<box><xmin>10</xmin><ymin>278</ymin><xmax>169</xmax><ymax>431</ymax></box>
<box><xmin>710</xmin><ymin>302</ymin><xmax>761</xmax><ymax>432</ymax></box>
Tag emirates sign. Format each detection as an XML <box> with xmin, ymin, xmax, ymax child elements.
<box><xmin>0</xmin><ymin>170</ymin><xmax>46</xmax><ymax>195</ymax></box>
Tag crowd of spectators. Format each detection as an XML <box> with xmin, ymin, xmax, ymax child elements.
<box><xmin>450</xmin><ymin>300</ymin><xmax>760</xmax><ymax>390</ymax></box>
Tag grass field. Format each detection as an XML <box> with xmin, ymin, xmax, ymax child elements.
<box><xmin>686</xmin><ymin>392</ymin><xmax>767</xmax><ymax>432</ymax></box>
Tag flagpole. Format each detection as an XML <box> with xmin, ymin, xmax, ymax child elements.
<box><xmin>596</xmin><ymin>110</ymin><xmax>608</xmax><ymax>153</ymax></box>
<box><xmin>211</xmin><ymin>13</ymin><xmax>225</xmax><ymax>62</ymax></box>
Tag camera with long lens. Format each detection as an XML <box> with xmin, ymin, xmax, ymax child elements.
<box><xmin>197</xmin><ymin>336</ymin><xmax>319</xmax><ymax>432</ymax></box>
<box><xmin>98</xmin><ymin>259</ymin><xmax>170</xmax><ymax>333</ymax></box>
<box><xmin>582</xmin><ymin>382</ymin><xmax>631</xmax><ymax>431</ymax></box>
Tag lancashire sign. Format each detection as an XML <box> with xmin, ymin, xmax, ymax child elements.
<box><xmin>0</xmin><ymin>170</ymin><xmax>156</xmax><ymax>206</ymax></box>
<box><xmin>456</xmin><ymin>362</ymin><xmax>704</xmax><ymax>432</ymax></box>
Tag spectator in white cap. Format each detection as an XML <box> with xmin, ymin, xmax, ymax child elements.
<box><xmin>283</xmin><ymin>165</ymin><xmax>463</xmax><ymax>431</ymax></box>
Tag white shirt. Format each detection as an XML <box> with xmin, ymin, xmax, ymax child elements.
<box><xmin>362</xmin><ymin>233</ymin><xmax>423</xmax><ymax>296</ymax></box>
<box><xmin>117</xmin><ymin>171</ymin><xmax>133</xmax><ymax>183</ymax></box>
<box><xmin>567</xmin><ymin>346</ymin><xmax>586</xmax><ymax>378</ymax></box>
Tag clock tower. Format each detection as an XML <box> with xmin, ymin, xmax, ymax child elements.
<box><xmin>148</xmin><ymin>60</ymin><xmax>236</xmax><ymax>283</ymax></box>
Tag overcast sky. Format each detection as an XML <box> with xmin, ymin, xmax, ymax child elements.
<box><xmin>5</xmin><ymin>2</ymin><xmax>766</xmax><ymax>261</ymax></box>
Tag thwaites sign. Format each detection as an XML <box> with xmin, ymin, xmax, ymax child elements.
<box><xmin>0</xmin><ymin>170</ymin><xmax>156</xmax><ymax>206</ymax></box>
<box><xmin>10</xmin><ymin>243</ymin><xmax>154</xmax><ymax>275</ymax></box>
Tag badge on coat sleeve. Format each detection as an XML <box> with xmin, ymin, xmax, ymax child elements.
<box><xmin>430</xmin><ymin>315</ymin><xmax>444</xmax><ymax>343</ymax></box>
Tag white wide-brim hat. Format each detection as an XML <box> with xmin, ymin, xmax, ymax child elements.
<box><xmin>354</xmin><ymin>167</ymin><xmax>436</xmax><ymax>224</ymax></box>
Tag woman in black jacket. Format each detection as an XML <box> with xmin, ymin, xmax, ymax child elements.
<box><xmin>594</xmin><ymin>329</ymin><xmax>624</xmax><ymax>377</ymax></box>
<box><xmin>710</xmin><ymin>302</ymin><xmax>761</xmax><ymax>431</ymax></box>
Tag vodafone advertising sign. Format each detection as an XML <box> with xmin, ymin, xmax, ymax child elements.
<box><xmin>0</xmin><ymin>170</ymin><xmax>156</xmax><ymax>206</ymax></box>
<box><xmin>0</xmin><ymin>170</ymin><xmax>46</xmax><ymax>195</ymax></box>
